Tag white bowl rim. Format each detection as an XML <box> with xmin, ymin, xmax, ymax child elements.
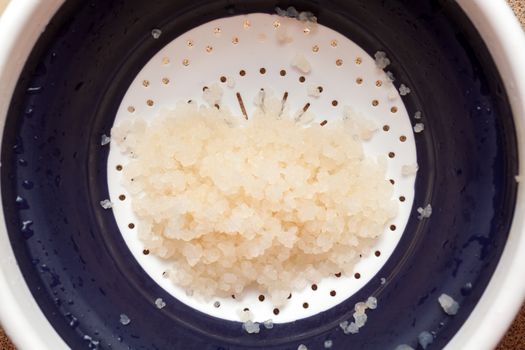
<box><xmin>0</xmin><ymin>1</ymin><xmax>523</xmax><ymax>349</ymax></box>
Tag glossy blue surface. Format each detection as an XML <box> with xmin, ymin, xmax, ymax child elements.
<box><xmin>1</xmin><ymin>0</ymin><xmax>518</xmax><ymax>349</ymax></box>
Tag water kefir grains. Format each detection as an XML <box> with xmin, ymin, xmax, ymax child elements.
<box><xmin>112</xmin><ymin>97</ymin><xmax>397</xmax><ymax>306</ymax></box>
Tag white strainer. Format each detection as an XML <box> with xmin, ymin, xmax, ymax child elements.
<box><xmin>106</xmin><ymin>13</ymin><xmax>416</xmax><ymax>323</ymax></box>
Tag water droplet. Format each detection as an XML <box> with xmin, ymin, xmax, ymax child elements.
<box><xmin>26</xmin><ymin>86</ymin><xmax>43</xmax><ymax>94</ymax></box>
<box><xmin>21</xmin><ymin>220</ymin><xmax>34</xmax><ymax>239</ymax></box>
<box><xmin>461</xmin><ymin>281</ymin><xmax>473</xmax><ymax>296</ymax></box>
<box><xmin>18</xmin><ymin>158</ymin><xmax>28</xmax><ymax>166</ymax></box>
<box><xmin>16</xmin><ymin>196</ymin><xmax>29</xmax><ymax>209</ymax></box>
<box><xmin>22</xmin><ymin>180</ymin><xmax>34</xmax><ymax>190</ymax></box>
<box><xmin>13</xmin><ymin>138</ymin><xmax>24</xmax><ymax>155</ymax></box>
<box><xmin>69</xmin><ymin>316</ymin><xmax>79</xmax><ymax>328</ymax></box>
<box><xmin>151</xmin><ymin>28</ymin><xmax>162</xmax><ymax>39</ymax></box>
<box><xmin>25</xmin><ymin>106</ymin><xmax>34</xmax><ymax>117</ymax></box>
<box><xmin>83</xmin><ymin>335</ymin><xmax>100</xmax><ymax>349</ymax></box>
